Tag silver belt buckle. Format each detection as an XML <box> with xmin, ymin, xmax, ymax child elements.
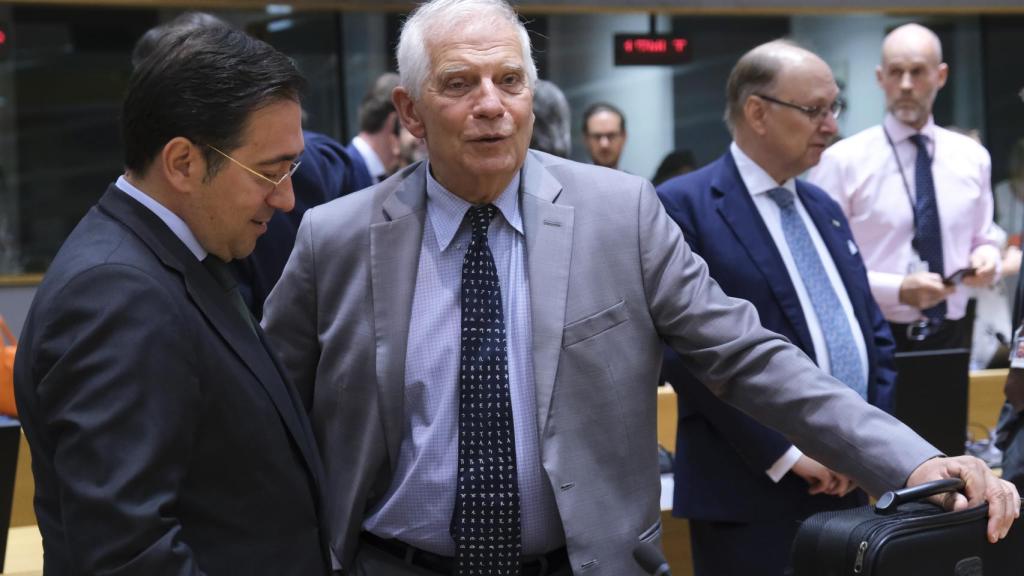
<box><xmin>906</xmin><ymin>319</ymin><xmax>931</xmax><ymax>342</ymax></box>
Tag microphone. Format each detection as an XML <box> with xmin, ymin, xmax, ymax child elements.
<box><xmin>633</xmin><ymin>541</ymin><xmax>672</xmax><ymax>576</ymax></box>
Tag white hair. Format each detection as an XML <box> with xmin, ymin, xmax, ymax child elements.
<box><xmin>396</xmin><ymin>0</ymin><xmax>538</xmax><ymax>100</ymax></box>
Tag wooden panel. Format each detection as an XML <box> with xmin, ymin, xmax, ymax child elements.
<box><xmin>11</xmin><ymin>434</ymin><xmax>33</xmax><ymax>528</ymax></box>
<box><xmin>658</xmin><ymin>387</ymin><xmax>692</xmax><ymax>575</ymax></box>
<box><xmin>657</xmin><ymin>386</ymin><xmax>676</xmax><ymax>453</ymax></box>
<box><xmin>3</xmin><ymin>525</ymin><xmax>41</xmax><ymax>576</ymax></box>
<box><xmin>661</xmin><ymin>510</ymin><xmax>693</xmax><ymax>576</ymax></box>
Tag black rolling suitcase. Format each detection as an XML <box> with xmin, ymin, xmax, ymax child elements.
<box><xmin>790</xmin><ymin>478</ymin><xmax>1024</xmax><ymax>575</ymax></box>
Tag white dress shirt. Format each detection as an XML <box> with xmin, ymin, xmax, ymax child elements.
<box><xmin>351</xmin><ymin>135</ymin><xmax>387</xmax><ymax>182</ymax></box>
<box><xmin>732</xmin><ymin>143</ymin><xmax>869</xmax><ymax>481</ymax></box>
<box><xmin>808</xmin><ymin>114</ymin><xmax>999</xmax><ymax>323</ymax></box>
<box><xmin>115</xmin><ymin>175</ymin><xmax>206</xmax><ymax>261</ymax></box>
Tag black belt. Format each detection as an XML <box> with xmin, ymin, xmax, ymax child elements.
<box><xmin>360</xmin><ymin>532</ymin><xmax>570</xmax><ymax>576</ymax></box>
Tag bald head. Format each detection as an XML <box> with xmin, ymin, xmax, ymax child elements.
<box><xmin>882</xmin><ymin>23</ymin><xmax>943</xmax><ymax>66</ymax></box>
<box><xmin>876</xmin><ymin>23</ymin><xmax>947</xmax><ymax>129</ymax></box>
<box><xmin>725</xmin><ymin>40</ymin><xmax>830</xmax><ymax>133</ymax></box>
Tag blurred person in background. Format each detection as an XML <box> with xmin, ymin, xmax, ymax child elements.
<box><xmin>530</xmin><ymin>79</ymin><xmax>571</xmax><ymax>157</ymax></box>
<box><xmin>658</xmin><ymin>40</ymin><xmax>894</xmax><ymax>576</ymax></box>
<box><xmin>582</xmin><ymin>101</ymin><xmax>627</xmax><ymax>169</ymax></box>
<box><xmin>809</xmin><ymin>23</ymin><xmax>999</xmax><ymax>352</ymax></box>
<box><xmin>652</xmin><ymin>149</ymin><xmax>696</xmax><ymax>186</ymax></box>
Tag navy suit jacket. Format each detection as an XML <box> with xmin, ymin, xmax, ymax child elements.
<box><xmin>234</xmin><ymin>131</ymin><xmax>372</xmax><ymax>319</ymax></box>
<box><xmin>656</xmin><ymin>151</ymin><xmax>897</xmax><ymax>523</ymax></box>
<box><xmin>345</xmin><ymin>140</ymin><xmax>375</xmax><ymax>192</ymax></box>
<box><xmin>14</xmin><ymin>187</ymin><xmax>331</xmax><ymax>574</ymax></box>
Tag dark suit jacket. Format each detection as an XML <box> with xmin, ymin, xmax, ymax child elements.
<box><xmin>234</xmin><ymin>130</ymin><xmax>372</xmax><ymax>319</ymax></box>
<box><xmin>657</xmin><ymin>151</ymin><xmax>897</xmax><ymax>523</ymax></box>
<box><xmin>14</xmin><ymin>186</ymin><xmax>331</xmax><ymax>575</ymax></box>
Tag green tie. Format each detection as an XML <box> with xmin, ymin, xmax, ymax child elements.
<box><xmin>201</xmin><ymin>256</ymin><xmax>257</xmax><ymax>336</ymax></box>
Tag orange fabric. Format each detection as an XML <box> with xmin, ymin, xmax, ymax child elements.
<box><xmin>0</xmin><ymin>315</ymin><xmax>17</xmax><ymax>417</ymax></box>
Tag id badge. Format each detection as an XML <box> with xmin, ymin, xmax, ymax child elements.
<box><xmin>907</xmin><ymin>253</ymin><xmax>929</xmax><ymax>274</ymax></box>
<box><xmin>1010</xmin><ymin>326</ymin><xmax>1024</xmax><ymax>369</ymax></box>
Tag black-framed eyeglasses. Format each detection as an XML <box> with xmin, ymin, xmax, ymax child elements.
<box><xmin>753</xmin><ymin>93</ymin><xmax>844</xmax><ymax>122</ymax></box>
<box><xmin>207</xmin><ymin>144</ymin><xmax>301</xmax><ymax>189</ymax></box>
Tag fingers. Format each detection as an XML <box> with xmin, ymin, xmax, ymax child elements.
<box><xmin>912</xmin><ymin>455</ymin><xmax>1021</xmax><ymax>543</ymax></box>
<box><xmin>807</xmin><ymin>477</ymin><xmax>826</xmax><ymax>496</ymax></box>
<box><xmin>899</xmin><ymin>272</ymin><xmax>952</xmax><ymax>308</ymax></box>
<box><xmin>833</xmin><ymin>474</ymin><xmax>856</xmax><ymax>497</ymax></box>
<box><xmin>806</xmin><ymin>471</ymin><xmax>855</xmax><ymax>497</ymax></box>
<box><xmin>984</xmin><ymin>478</ymin><xmax>1020</xmax><ymax>543</ymax></box>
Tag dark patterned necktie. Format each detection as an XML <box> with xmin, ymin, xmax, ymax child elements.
<box><xmin>202</xmin><ymin>256</ymin><xmax>257</xmax><ymax>336</ymax></box>
<box><xmin>451</xmin><ymin>204</ymin><xmax>521</xmax><ymax>575</ymax></box>
<box><xmin>767</xmin><ymin>188</ymin><xmax>867</xmax><ymax>399</ymax></box>
<box><xmin>910</xmin><ymin>133</ymin><xmax>946</xmax><ymax>322</ymax></box>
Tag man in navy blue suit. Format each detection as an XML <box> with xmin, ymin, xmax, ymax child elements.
<box><xmin>346</xmin><ymin>73</ymin><xmax>402</xmax><ymax>188</ymax></box>
<box><xmin>235</xmin><ymin>130</ymin><xmax>368</xmax><ymax>318</ymax></box>
<box><xmin>657</xmin><ymin>40</ymin><xmax>897</xmax><ymax>576</ymax></box>
<box><xmin>131</xmin><ymin>11</ymin><xmax>370</xmax><ymax>320</ymax></box>
<box><xmin>15</xmin><ymin>25</ymin><xmax>331</xmax><ymax>574</ymax></box>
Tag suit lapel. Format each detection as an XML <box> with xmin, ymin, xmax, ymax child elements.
<box><xmin>521</xmin><ymin>153</ymin><xmax>574</xmax><ymax>433</ymax></box>
<box><xmin>711</xmin><ymin>154</ymin><xmax>816</xmax><ymax>355</ymax></box>
<box><xmin>370</xmin><ymin>166</ymin><xmax>426</xmax><ymax>469</ymax></box>
<box><xmin>97</xmin><ymin>187</ymin><xmax>323</xmax><ymax>485</ymax></box>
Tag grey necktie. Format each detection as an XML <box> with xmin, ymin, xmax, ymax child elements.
<box><xmin>201</xmin><ymin>256</ymin><xmax>257</xmax><ymax>336</ymax></box>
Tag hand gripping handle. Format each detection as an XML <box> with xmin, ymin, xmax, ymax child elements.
<box><xmin>875</xmin><ymin>478</ymin><xmax>966</xmax><ymax>515</ymax></box>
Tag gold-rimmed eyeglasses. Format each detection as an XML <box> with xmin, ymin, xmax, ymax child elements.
<box><xmin>754</xmin><ymin>93</ymin><xmax>844</xmax><ymax>122</ymax></box>
<box><xmin>206</xmin><ymin>144</ymin><xmax>301</xmax><ymax>189</ymax></box>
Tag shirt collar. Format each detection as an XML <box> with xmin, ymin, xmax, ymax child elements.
<box><xmin>425</xmin><ymin>162</ymin><xmax>523</xmax><ymax>252</ymax></box>
<box><xmin>730</xmin><ymin>141</ymin><xmax>797</xmax><ymax>198</ymax></box>
<box><xmin>884</xmin><ymin>112</ymin><xmax>936</xmax><ymax>146</ymax></box>
<box><xmin>352</xmin><ymin>135</ymin><xmax>386</xmax><ymax>180</ymax></box>
<box><xmin>115</xmin><ymin>175</ymin><xmax>207</xmax><ymax>261</ymax></box>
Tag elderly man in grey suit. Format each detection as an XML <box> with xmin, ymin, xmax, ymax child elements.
<box><xmin>263</xmin><ymin>0</ymin><xmax>1019</xmax><ymax>574</ymax></box>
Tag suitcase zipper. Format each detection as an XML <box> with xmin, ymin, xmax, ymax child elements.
<box><xmin>853</xmin><ymin>505</ymin><xmax>989</xmax><ymax>575</ymax></box>
<box><xmin>852</xmin><ymin>511</ymin><xmax>918</xmax><ymax>574</ymax></box>
<box><xmin>853</xmin><ymin>540</ymin><xmax>869</xmax><ymax>573</ymax></box>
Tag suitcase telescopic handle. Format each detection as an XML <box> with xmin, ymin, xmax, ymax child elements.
<box><xmin>874</xmin><ymin>478</ymin><xmax>966</xmax><ymax>515</ymax></box>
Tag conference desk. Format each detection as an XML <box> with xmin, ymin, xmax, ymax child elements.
<box><xmin>2</xmin><ymin>526</ymin><xmax>39</xmax><ymax>576</ymax></box>
<box><xmin>1</xmin><ymin>371</ymin><xmax>1010</xmax><ymax>575</ymax></box>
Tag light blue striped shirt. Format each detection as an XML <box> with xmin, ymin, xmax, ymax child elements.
<box><xmin>363</xmin><ymin>165</ymin><xmax>564</xmax><ymax>555</ymax></box>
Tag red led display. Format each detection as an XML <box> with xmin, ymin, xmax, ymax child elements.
<box><xmin>615</xmin><ymin>34</ymin><xmax>691</xmax><ymax>66</ymax></box>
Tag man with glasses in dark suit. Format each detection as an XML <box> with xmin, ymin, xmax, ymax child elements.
<box><xmin>14</xmin><ymin>25</ymin><xmax>332</xmax><ymax>574</ymax></box>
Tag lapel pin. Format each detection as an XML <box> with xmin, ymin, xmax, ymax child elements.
<box><xmin>832</xmin><ymin>219</ymin><xmax>841</xmax><ymax>228</ymax></box>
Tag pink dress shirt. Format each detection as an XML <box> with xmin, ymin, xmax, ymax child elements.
<box><xmin>808</xmin><ymin>114</ymin><xmax>998</xmax><ymax>323</ymax></box>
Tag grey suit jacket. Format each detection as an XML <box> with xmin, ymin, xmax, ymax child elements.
<box><xmin>263</xmin><ymin>150</ymin><xmax>938</xmax><ymax>576</ymax></box>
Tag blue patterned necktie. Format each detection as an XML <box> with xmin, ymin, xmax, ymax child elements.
<box><xmin>910</xmin><ymin>133</ymin><xmax>946</xmax><ymax>322</ymax></box>
<box><xmin>767</xmin><ymin>188</ymin><xmax>867</xmax><ymax>399</ymax></box>
<box><xmin>451</xmin><ymin>204</ymin><xmax>521</xmax><ymax>575</ymax></box>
